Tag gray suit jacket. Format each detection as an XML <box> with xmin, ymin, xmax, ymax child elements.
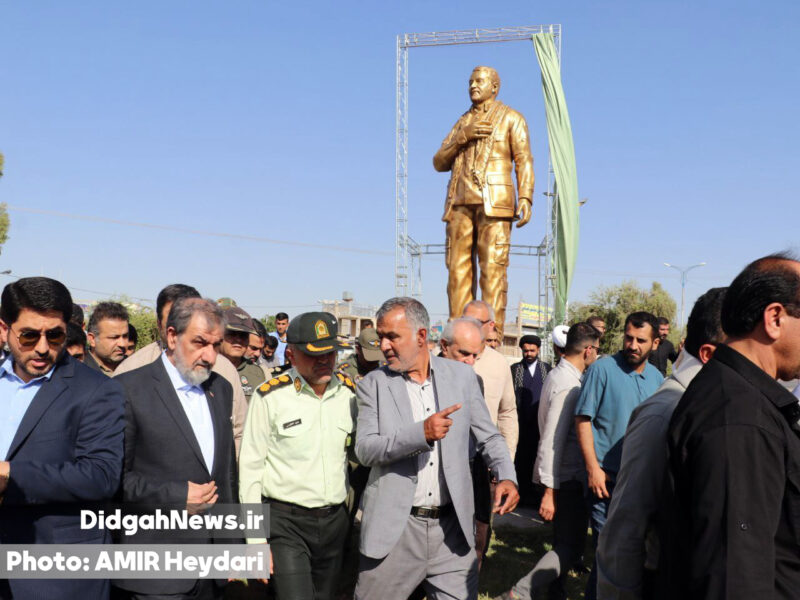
<box><xmin>355</xmin><ymin>355</ymin><xmax>517</xmax><ymax>559</ymax></box>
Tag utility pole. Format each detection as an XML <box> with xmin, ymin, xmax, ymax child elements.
<box><xmin>664</xmin><ymin>262</ymin><xmax>706</xmax><ymax>327</ymax></box>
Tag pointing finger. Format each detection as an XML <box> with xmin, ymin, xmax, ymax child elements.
<box><xmin>438</xmin><ymin>404</ymin><xmax>462</xmax><ymax>417</ymax></box>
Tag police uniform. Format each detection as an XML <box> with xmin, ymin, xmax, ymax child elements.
<box><xmin>335</xmin><ymin>355</ymin><xmax>360</xmax><ymax>382</ymax></box>
<box><xmin>239</xmin><ymin>312</ymin><xmax>357</xmax><ymax>600</ymax></box>
<box><xmin>335</xmin><ymin>327</ymin><xmax>384</xmax><ymax>383</ymax></box>
<box><xmin>237</xmin><ymin>359</ymin><xmax>266</xmax><ymax>403</ymax></box>
<box><xmin>221</xmin><ymin>305</ymin><xmax>265</xmax><ymax>404</ymax></box>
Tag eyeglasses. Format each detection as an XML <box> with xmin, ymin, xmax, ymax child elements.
<box><xmin>587</xmin><ymin>345</ymin><xmax>601</xmax><ymax>352</ymax></box>
<box><xmin>11</xmin><ymin>327</ymin><xmax>66</xmax><ymax>349</ymax></box>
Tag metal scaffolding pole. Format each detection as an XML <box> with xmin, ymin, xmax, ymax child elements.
<box><xmin>395</xmin><ymin>37</ymin><xmax>409</xmax><ymax>296</ymax></box>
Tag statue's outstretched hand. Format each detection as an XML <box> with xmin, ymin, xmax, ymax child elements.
<box><xmin>516</xmin><ymin>199</ymin><xmax>532</xmax><ymax>227</ymax></box>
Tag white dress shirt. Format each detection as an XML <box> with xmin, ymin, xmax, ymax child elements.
<box><xmin>405</xmin><ymin>363</ymin><xmax>451</xmax><ymax>507</ymax></box>
<box><xmin>161</xmin><ymin>353</ymin><xmax>215</xmax><ymax>472</ymax></box>
<box><xmin>526</xmin><ymin>358</ymin><xmax>540</xmax><ymax>377</ymax></box>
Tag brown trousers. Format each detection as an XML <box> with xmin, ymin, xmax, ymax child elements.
<box><xmin>445</xmin><ymin>204</ymin><xmax>511</xmax><ymax>332</ymax></box>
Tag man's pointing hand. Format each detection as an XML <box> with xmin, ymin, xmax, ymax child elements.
<box><xmin>424</xmin><ymin>404</ymin><xmax>462</xmax><ymax>443</ymax></box>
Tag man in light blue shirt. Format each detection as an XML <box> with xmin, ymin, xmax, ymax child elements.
<box><xmin>574</xmin><ymin>312</ymin><xmax>664</xmax><ymax>600</ymax></box>
<box><xmin>0</xmin><ymin>357</ymin><xmax>55</xmax><ymax>461</ymax></box>
<box><xmin>269</xmin><ymin>312</ymin><xmax>289</xmax><ymax>366</ymax></box>
<box><xmin>0</xmin><ymin>276</ymin><xmax>124</xmax><ymax>600</ymax></box>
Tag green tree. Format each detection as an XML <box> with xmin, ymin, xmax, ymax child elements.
<box><xmin>260</xmin><ymin>314</ymin><xmax>277</xmax><ymax>332</ymax></box>
<box><xmin>105</xmin><ymin>295</ymin><xmax>159</xmax><ymax>350</ymax></box>
<box><xmin>0</xmin><ymin>203</ymin><xmax>9</xmax><ymax>256</ymax></box>
<box><xmin>127</xmin><ymin>308</ymin><xmax>158</xmax><ymax>350</ymax></box>
<box><xmin>0</xmin><ymin>154</ymin><xmax>8</xmax><ymax>255</ymax></box>
<box><xmin>568</xmin><ymin>280</ymin><xmax>678</xmax><ymax>354</ymax></box>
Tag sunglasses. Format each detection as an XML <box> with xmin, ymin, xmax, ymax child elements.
<box><xmin>12</xmin><ymin>327</ymin><xmax>66</xmax><ymax>349</ymax></box>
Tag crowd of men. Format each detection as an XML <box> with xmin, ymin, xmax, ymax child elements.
<box><xmin>1</xmin><ymin>252</ymin><xmax>800</xmax><ymax>600</ymax></box>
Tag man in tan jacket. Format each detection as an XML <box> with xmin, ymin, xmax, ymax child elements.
<box><xmin>461</xmin><ymin>300</ymin><xmax>518</xmax><ymax>568</ymax></box>
<box><xmin>114</xmin><ymin>284</ymin><xmax>248</xmax><ymax>456</ymax></box>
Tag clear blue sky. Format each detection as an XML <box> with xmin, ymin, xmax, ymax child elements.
<box><xmin>2</xmin><ymin>0</ymin><xmax>798</xmax><ymax>324</ymax></box>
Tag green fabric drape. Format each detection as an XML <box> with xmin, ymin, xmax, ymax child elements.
<box><xmin>533</xmin><ymin>32</ymin><xmax>579</xmax><ymax>325</ymax></box>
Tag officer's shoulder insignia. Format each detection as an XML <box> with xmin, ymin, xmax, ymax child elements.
<box><xmin>293</xmin><ymin>377</ymin><xmax>302</xmax><ymax>392</ymax></box>
<box><xmin>337</xmin><ymin>374</ymin><xmax>355</xmax><ymax>391</ymax></box>
<box><xmin>339</xmin><ymin>362</ymin><xmax>350</xmax><ymax>369</ymax></box>
<box><xmin>259</xmin><ymin>376</ymin><xmax>292</xmax><ymax>395</ymax></box>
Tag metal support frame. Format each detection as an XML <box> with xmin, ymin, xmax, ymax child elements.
<box><xmin>395</xmin><ymin>36</ymin><xmax>409</xmax><ymax>294</ymax></box>
<box><xmin>395</xmin><ymin>25</ymin><xmax>562</xmax><ymax>333</ymax></box>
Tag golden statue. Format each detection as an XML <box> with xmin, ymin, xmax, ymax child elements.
<box><xmin>433</xmin><ymin>66</ymin><xmax>534</xmax><ymax>338</ymax></box>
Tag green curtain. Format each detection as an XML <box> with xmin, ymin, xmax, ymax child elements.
<box><xmin>533</xmin><ymin>32</ymin><xmax>579</xmax><ymax>325</ymax></box>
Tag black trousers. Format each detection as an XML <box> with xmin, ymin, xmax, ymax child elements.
<box><xmin>514</xmin><ymin>414</ymin><xmax>542</xmax><ymax>506</ymax></box>
<box><xmin>268</xmin><ymin>502</ymin><xmax>349</xmax><ymax>600</ymax></box>
<box><xmin>126</xmin><ymin>579</ymin><xmax>222</xmax><ymax>600</ymax></box>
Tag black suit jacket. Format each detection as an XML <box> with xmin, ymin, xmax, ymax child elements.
<box><xmin>114</xmin><ymin>356</ymin><xmax>236</xmax><ymax>594</ymax></box>
<box><xmin>0</xmin><ymin>354</ymin><xmax>124</xmax><ymax>600</ymax></box>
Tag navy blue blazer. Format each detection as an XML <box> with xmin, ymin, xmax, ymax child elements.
<box><xmin>0</xmin><ymin>353</ymin><xmax>125</xmax><ymax>600</ymax></box>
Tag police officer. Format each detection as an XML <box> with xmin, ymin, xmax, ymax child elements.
<box><xmin>336</xmin><ymin>327</ymin><xmax>384</xmax><ymax>382</ymax></box>
<box><xmin>220</xmin><ymin>306</ymin><xmax>266</xmax><ymax>403</ymax></box>
<box><xmin>239</xmin><ymin>312</ymin><xmax>356</xmax><ymax>600</ymax></box>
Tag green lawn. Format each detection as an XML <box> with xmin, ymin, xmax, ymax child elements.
<box><xmin>479</xmin><ymin>525</ymin><xmax>593</xmax><ymax>600</ymax></box>
<box><xmin>228</xmin><ymin>522</ymin><xmax>594</xmax><ymax>599</ymax></box>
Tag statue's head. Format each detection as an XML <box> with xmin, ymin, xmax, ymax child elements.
<box><xmin>469</xmin><ymin>66</ymin><xmax>500</xmax><ymax>104</ymax></box>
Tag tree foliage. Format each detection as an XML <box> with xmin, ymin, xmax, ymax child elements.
<box><xmin>105</xmin><ymin>295</ymin><xmax>158</xmax><ymax>350</ymax></box>
<box><xmin>128</xmin><ymin>308</ymin><xmax>158</xmax><ymax>350</ymax></box>
<box><xmin>0</xmin><ymin>203</ymin><xmax>9</xmax><ymax>256</ymax></box>
<box><xmin>260</xmin><ymin>314</ymin><xmax>277</xmax><ymax>332</ymax></box>
<box><xmin>568</xmin><ymin>280</ymin><xmax>678</xmax><ymax>354</ymax></box>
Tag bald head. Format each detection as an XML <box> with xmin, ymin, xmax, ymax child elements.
<box><xmin>463</xmin><ymin>300</ymin><xmax>495</xmax><ymax>339</ymax></box>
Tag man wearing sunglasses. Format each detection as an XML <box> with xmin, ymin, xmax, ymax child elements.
<box><xmin>0</xmin><ymin>277</ymin><xmax>125</xmax><ymax>600</ymax></box>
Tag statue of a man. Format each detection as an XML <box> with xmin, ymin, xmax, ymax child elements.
<box><xmin>433</xmin><ymin>66</ymin><xmax>534</xmax><ymax>337</ymax></box>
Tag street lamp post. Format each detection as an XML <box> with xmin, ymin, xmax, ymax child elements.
<box><xmin>664</xmin><ymin>262</ymin><xmax>706</xmax><ymax>327</ymax></box>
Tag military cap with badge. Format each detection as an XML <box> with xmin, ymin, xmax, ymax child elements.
<box><xmin>221</xmin><ymin>306</ymin><xmax>265</xmax><ymax>400</ymax></box>
<box><xmin>259</xmin><ymin>312</ymin><xmax>355</xmax><ymax>394</ymax></box>
<box><xmin>356</xmin><ymin>327</ymin><xmax>384</xmax><ymax>363</ymax></box>
<box><xmin>287</xmin><ymin>311</ymin><xmax>349</xmax><ymax>355</ymax></box>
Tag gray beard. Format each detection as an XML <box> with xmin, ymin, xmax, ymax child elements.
<box><xmin>173</xmin><ymin>343</ymin><xmax>212</xmax><ymax>386</ymax></box>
